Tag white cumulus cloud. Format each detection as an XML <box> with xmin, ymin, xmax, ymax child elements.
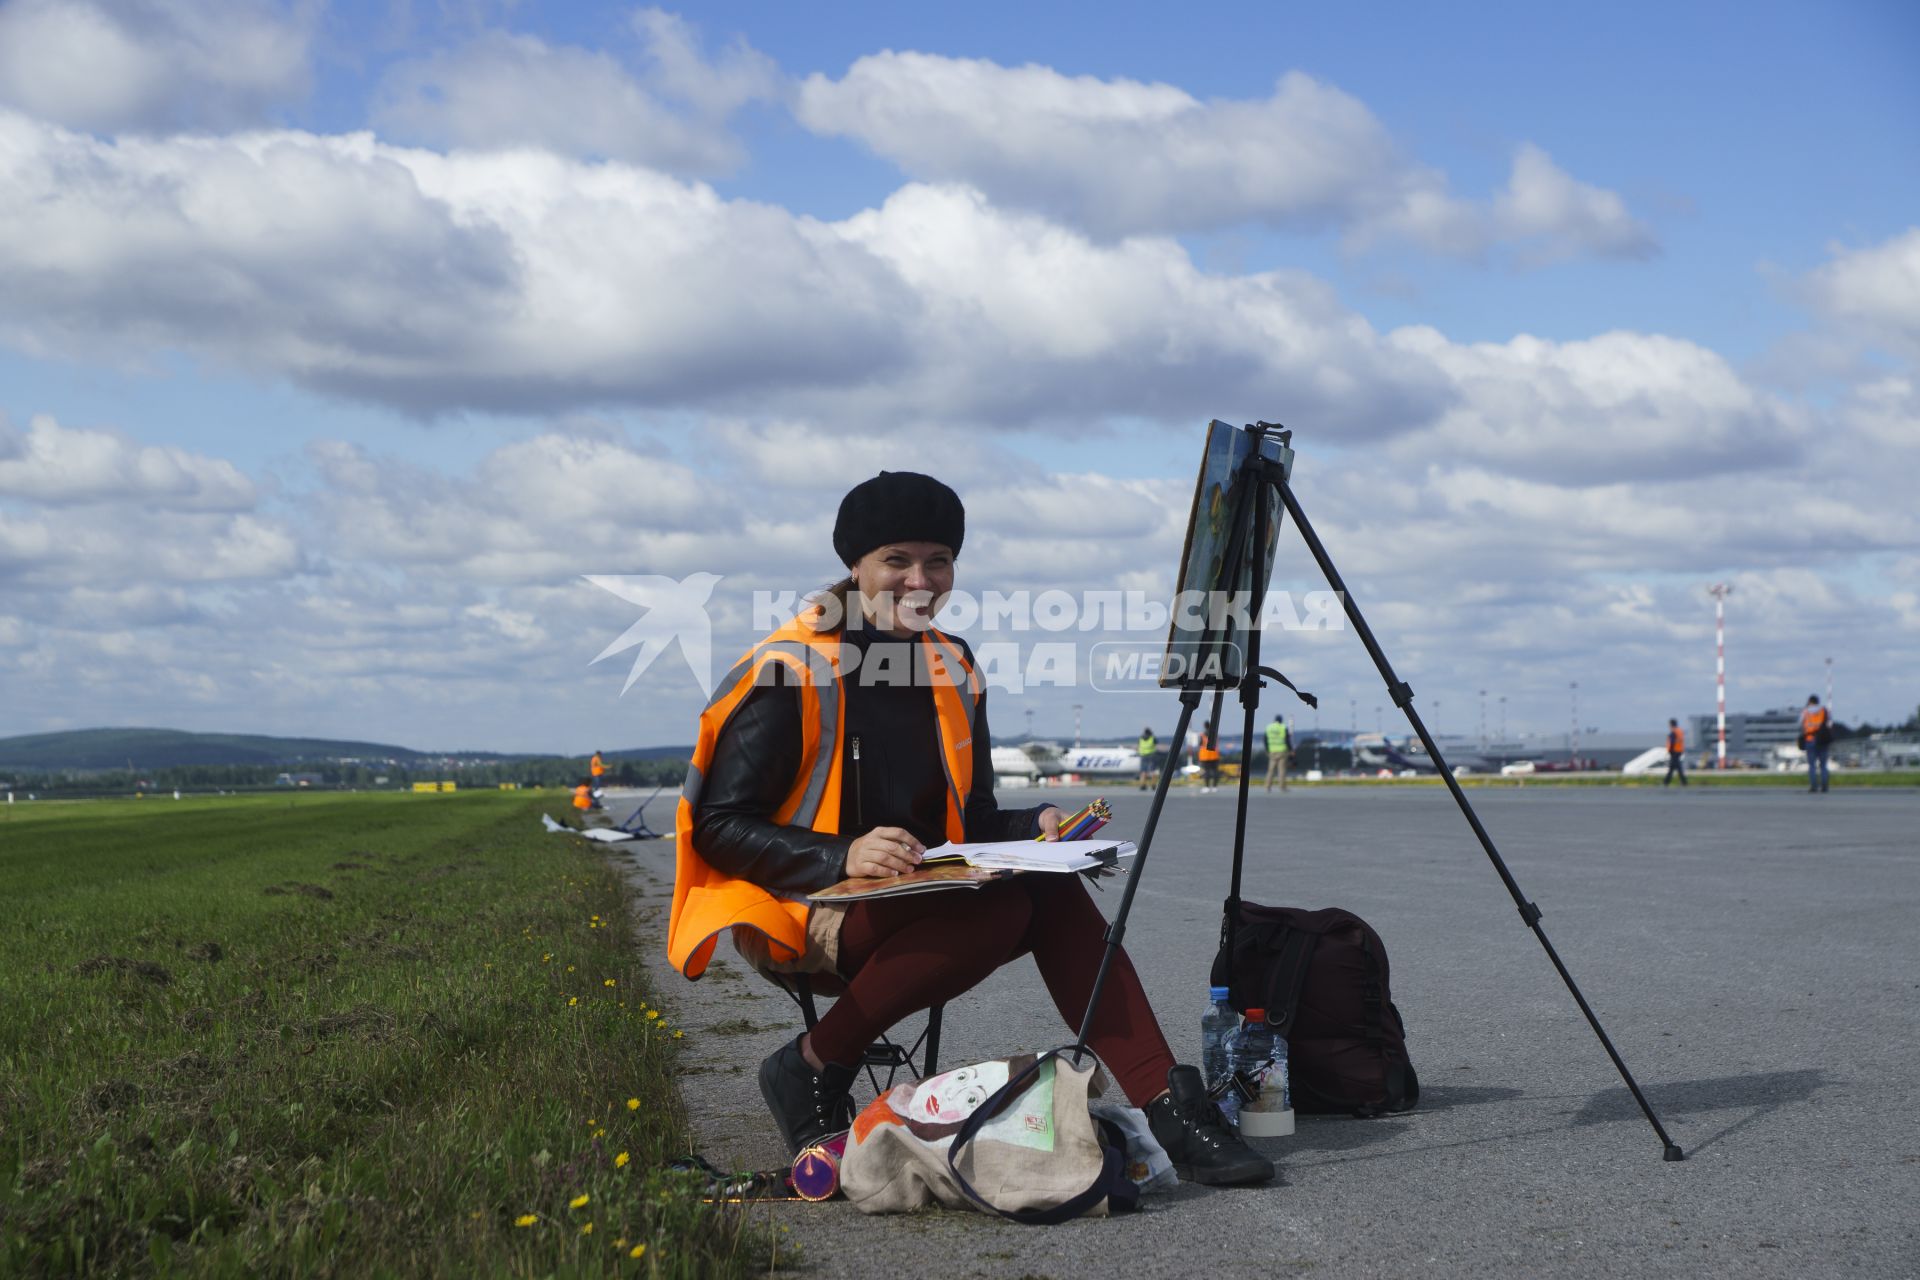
<box><xmin>0</xmin><ymin>0</ymin><xmax>313</xmax><ymax>132</ymax></box>
<box><xmin>371</xmin><ymin>9</ymin><xmax>778</xmax><ymax>174</ymax></box>
<box><xmin>797</xmin><ymin>55</ymin><xmax>1653</xmax><ymax>261</ymax></box>
<box><xmin>0</xmin><ymin>413</ymin><xmax>257</xmax><ymax>508</ymax></box>
<box><xmin>0</xmin><ymin>112</ymin><xmax>1454</xmax><ymax>430</ymax></box>
<box><xmin>1802</xmin><ymin>227</ymin><xmax>1920</xmax><ymax>361</ymax></box>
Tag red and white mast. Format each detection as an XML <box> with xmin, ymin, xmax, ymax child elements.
<box><xmin>1707</xmin><ymin>583</ymin><xmax>1732</xmax><ymax>769</ymax></box>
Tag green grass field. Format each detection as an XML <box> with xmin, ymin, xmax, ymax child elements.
<box><xmin>0</xmin><ymin>792</ymin><xmax>774</xmax><ymax>1278</ymax></box>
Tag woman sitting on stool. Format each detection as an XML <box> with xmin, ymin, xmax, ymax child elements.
<box><xmin>667</xmin><ymin>471</ymin><xmax>1270</xmax><ymax>1186</ymax></box>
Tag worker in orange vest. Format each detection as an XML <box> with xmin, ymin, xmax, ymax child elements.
<box><xmin>1663</xmin><ymin>719</ymin><xmax>1687</xmax><ymax>787</ymax></box>
<box><xmin>1198</xmin><ymin>726</ymin><xmax>1222</xmax><ymax>794</ymax></box>
<box><xmin>1800</xmin><ymin>696</ymin><xmax>1831</xmax><ymax>793</ymax></box>
<box><xmin>572</xmin><ymin>779</ymin><xmax>595</xmax><ymax>816</ymax></box>
<box><xmin>590</xmin><ymin>750</ymin><xmax>606</xmax><ymax>781</ymax></box>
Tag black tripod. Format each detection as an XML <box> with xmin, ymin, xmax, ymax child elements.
<box><xmin>1073</xmin><ymin>423</ymin><xmax>1685</xmax><ymax>1161</ymax></box>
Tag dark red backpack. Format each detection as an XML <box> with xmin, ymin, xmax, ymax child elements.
<box><xmin>1209</xmin><ymin>904</ymin><xmax>1419</xmax><ymax>1118</ymax></box>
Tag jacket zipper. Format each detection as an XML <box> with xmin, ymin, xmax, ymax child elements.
<box><xmin>852</xmin><ymin>735</ymin><xmax>865</xmax><ymax>830</ymax></box>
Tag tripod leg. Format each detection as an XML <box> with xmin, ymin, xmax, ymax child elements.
<box><xmin>1072</xmin><ymin>691</ymin><xmax>1203</xmax><ymax>1064</ymax></box>
<box><xmin>1272</xmin><ymin>473</ymin><xmax>1685</xmax><ymax>1162</ymax></box>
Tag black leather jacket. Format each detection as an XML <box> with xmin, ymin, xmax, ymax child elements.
<box><xmin>693</xmin><ymin>620</ymin><xmax>1047</xmax><ymax>896</ymax></box>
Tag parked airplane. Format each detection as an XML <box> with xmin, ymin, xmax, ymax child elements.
<box><xmin>991</xmin><ymin>745</ymin><xmax>1041</xmax><ymax>780</ymax></box>
<box><xmin>1354</xmin><ymin>733</ymin><xmax>1501</xmax><ymax>776</ymax></box>
<box><xmin>1000</xmin><ymin>741</ymin><xmax>1144</xmax><ymax>778</ymax></box>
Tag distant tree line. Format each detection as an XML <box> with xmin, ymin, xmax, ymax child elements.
<box><xmin>0</xmin><ymin>755</ymin><xmax>692</xmax><ymax>796</ymax></box>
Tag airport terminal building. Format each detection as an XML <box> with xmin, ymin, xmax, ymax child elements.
<box><xmin>1689</xmin><ymin>707</ymin><xmax>1806</xmax><ymax>762</ymax></box>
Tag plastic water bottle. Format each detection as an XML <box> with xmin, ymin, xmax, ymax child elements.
<box><xmin>1232</xmin><ymin>1008</ymin><xmax>1295</xmax><ymax>1138</ymax></box>
<box><xmin>1201</xmin><ymin>986</ymin><xmax>1236</xmax><ymax>1095</ymax></box>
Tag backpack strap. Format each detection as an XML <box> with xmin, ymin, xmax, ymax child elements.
<box><xmin>1260</xmin><ymin>926</ymin><xmax>1319</xmax><ymax>1038</ymax></box>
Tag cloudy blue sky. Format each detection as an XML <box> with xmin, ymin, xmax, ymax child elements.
<box><xmin>0</xmin><ymin>0</ymin><xmax>1915</xmax><ymax>754</ymax></box>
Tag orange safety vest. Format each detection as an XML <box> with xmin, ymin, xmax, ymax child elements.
<box><xmin>590</xmin><ymin>752</ymin><xmax>605</xmax><ymax>778</ymax></box>
<box><xmin>572</xmin><ymin>784</ymin><xmax>593</xmax><ymax>811</ymax></box>
<box><xmin>1801</xmin><ymin>706</ymin><xmax>1828</xmax><ymax>741</ymax></box>
<box><xmin>1198</xmin><ymin>736</ymin><xmax>1220</xmax><ymax>763</ymax></box>
<box><xmin>1667</xmin><ymin>727</ymin><xmax>1684</xmax><ymax>753</ymax></box>
<box><xmin>668</xmin><ymin>608</ymin><xmax>980</xmax><ymax>980</ymax></box>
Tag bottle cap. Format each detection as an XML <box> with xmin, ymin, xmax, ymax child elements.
<box><xmin>1246</xmin><ymin>1008</ymin><xmax>1266</xmax><ymax>1022</ymax></box>
<box><xmin>1209</xmin><ymin>986</ymin><xmax>1230</xmax><ymax>999</ymax></box>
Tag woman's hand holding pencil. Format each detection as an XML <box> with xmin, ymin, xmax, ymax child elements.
<box><xmin>1036</xmin><ymin>797</ymin><xmax>1113</xmax><ymax>842</ymax></box>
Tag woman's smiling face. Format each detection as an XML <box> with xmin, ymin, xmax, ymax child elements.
<box><xmin>851</xmin><ymin>541</ymin><xmax>955</xmax><ymax>636</ymax></box>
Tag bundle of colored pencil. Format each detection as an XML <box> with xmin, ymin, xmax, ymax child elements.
<box><xmin>1039</xmin><ymin>797</ymin><xmax>1112</xmax><ymax>841</ymax></box>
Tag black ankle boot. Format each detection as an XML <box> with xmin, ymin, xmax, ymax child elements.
<box><xmin>758</xmin><ymin>1035</ymin><xmax>858</xmax><ymax>1156</ymax></box>
<box><xmin>1146</xmin><ymin>1065</ymin><xmax>1275</xmax><ymax>1186</ymax></box>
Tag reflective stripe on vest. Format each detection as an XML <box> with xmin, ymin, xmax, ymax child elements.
<box><xmin>668</xmin><ymin>609</ymin><xmax>976</xmax><ymax>979</ymax></box>
<box><xmin>1802</xmin><ymin>707</ymin><xmax>1827</xmax><ymax>739</ymax></box>
<box><xmin>1266</xmin><ymin>723</ymin><xmax>1288</xmax><ymax>752</ymax></box>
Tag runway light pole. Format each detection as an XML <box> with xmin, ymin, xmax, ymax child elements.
<box><xmin>1708</xmin><ymin>583</ymin><xmax>1732</xmax><ymax>769</ymax></box>
<box><xmin>1825</xmin><ymin>656</ymin><xmax>1834</xmax><ymax>718</ymax></box>
<box><xmin>1499</xmin><ymin>695</ymin><xmax>1507</xmax><ymax>744</ymax></box>
<box><xmin>1569</xmin><ymin>682</ymin><xmax>1579</xmax><ymax>765</ymax></box>
<box><xmin>1478</xmin><ymin>689</ymin><xmax>1488</xmax><ymax>748</ymax></box>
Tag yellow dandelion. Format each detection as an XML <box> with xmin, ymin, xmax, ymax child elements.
<box><xmin>582</xmin><ymin>1222</ymin><xmax>594</xmax><ymax>1236</ymax></box>
<box><xmin>603</xmin><ymin>978</ymin><xmax>616</xmax><ymax>988</ymax></box>
<box><xmin>626</xmin><ymin>1097</ymin><xmax>639</xmax><ymax>1111</ymax></box>
<box><xmin>568</xmin><ymin>997</ymin><xmax>579</xmax><ymax>1007</ymax></box>
<box><xmin>566</xmin><ymin>965</ymin><xmax>575</xmax><ymax>973</ymax></box>
<box><xmin>615</xmin><ymin>1151</ymin><xmax>630</xmax><ymax>1168</ymax></box>
<box><xmin>672</xmin><ymin>1030</ymin><xmax>684</xmax><ymax>1039</ymax></box>
<box><xmin>514</xmin><ymin>1214</ymin><xmax>537</xmax><ymax>1227</ymax></box>
<box><xmin>629</xmin><ymin>1243</ymin><xmax>647</xmax><ymax>1259</ymax></box>
<box><xmin>645</xmin><ymin>1010</ymin><xmax>659</xmax><ymax>1021</ymax></box>
<box><xmin>542</xmin><ymin>953</ymin><xmax>552</xmax><ymax>963</ymax></box>
<box><xmin>569</xmin><ymin>1193</ymin><xmax>590</xmax><ymax>1210</ymax></box>
<box><xmin>594</xmin><ymin>1128</ymin><xmax>606</xmax><ymax>1138</ymax></box>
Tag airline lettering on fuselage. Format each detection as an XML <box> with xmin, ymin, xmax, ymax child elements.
<box><xmin>1061</xmin><ymin>749</ymin><xmax>1138</xmax><ymax>774</ymax></box>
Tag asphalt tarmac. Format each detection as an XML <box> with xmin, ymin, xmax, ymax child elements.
<box><xmin>616</xmin><ymin>782</ymin><xmax>1920</xmax><ymax>1279</ymax></box>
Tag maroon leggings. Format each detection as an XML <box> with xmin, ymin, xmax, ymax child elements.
<box><xmin>809</xmin><ymin>873</ymin><xmax>1176</xmax><ymax>1107</ymax></box>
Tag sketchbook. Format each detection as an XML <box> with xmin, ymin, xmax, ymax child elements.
<box><xmin>920</xmin><ymin>838</ymin><xmax>1137</xmax><ymax>873</ymax></box>
<box><xmin>806</xmin><ymin>839</ymin><xmax>1136</xmax><ymax>903</ymax></box>
<box><xmin>806</xmin><ymin>863</ymin><xmax>1014</xmax><ymax>902</ymax></box>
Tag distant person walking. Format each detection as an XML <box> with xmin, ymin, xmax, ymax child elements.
<box><xmin>1137</xmin><ymin>727</ymin><xmax>1157</xmax><ymax>791</ymax></box>
<box><xmin>590</xmin><ymin>750</ymin><xmax>606</xmax><ymax>781</ymax></box>
<box><xmin>1663</xmin><ymin>720</ymin><xmax>1687</xmax><ymax>787</ymax></box>
<box><xmin>1198</xmin><ymin>727</ymin><xmax>1221</xmax><ymax>794</ymax></box>
<box><xmin>1800</xmin><ymin>696</ymin><xmax>1832</xmax><ymax>793</ymax></box>
<box><xmin>1265</xmin><ymin>714</ymin><xmax>1291</xmax><ymax>792</ymax></box>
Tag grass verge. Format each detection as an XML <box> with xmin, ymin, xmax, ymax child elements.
<box><xmin>0</xmin><ymin>791</ymin><xmax>775</xmax><ymax>1278</ymax></box>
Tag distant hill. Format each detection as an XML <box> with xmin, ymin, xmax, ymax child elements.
<box><xmin>0</xmin><ymin>728</ymin><xmax>431</xmax><ymax>772</ymax></box>
<box><xmin>604</xmin><ymin>745</ymin><xmax>696</xmax><ymax>761</ymax></box>
<box><xmin>0</xmin><ymin>727</ymin><xmax>694</xmax><ymax>772</ymax></box>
